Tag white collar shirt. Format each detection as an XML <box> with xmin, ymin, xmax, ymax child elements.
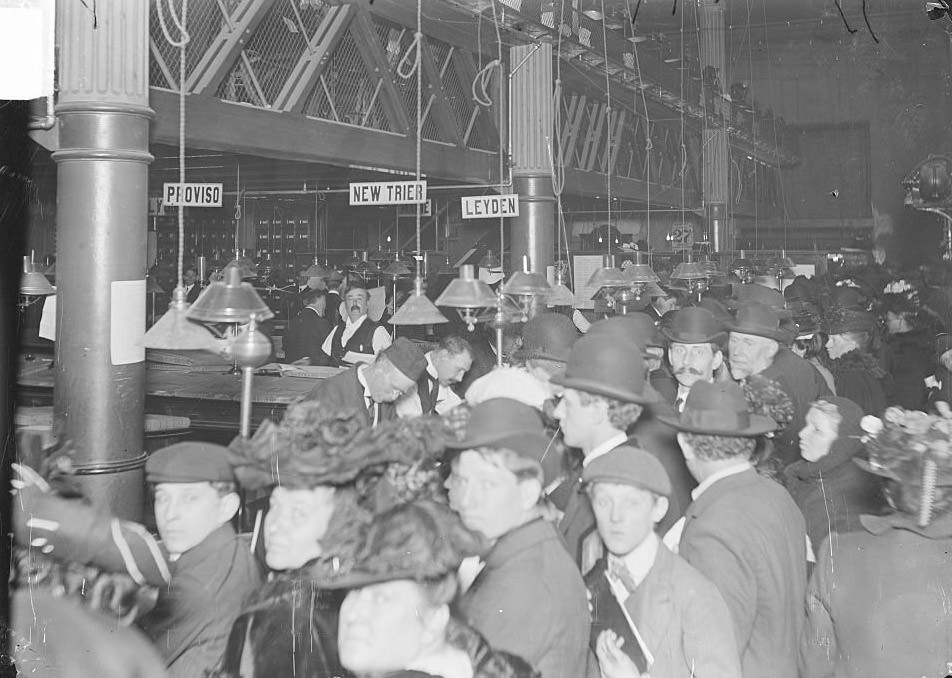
<box><xmin>582</xmin><ymin>431</ymin><xmax>630</xmax><ymax>467</ymax></box>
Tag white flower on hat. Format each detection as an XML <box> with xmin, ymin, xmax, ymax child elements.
<box><xmin>860</xmin><ymin>415</ymin><xmax>884</xmax><ymax>437</ymax></box>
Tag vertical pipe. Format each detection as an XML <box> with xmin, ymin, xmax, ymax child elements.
<box><xmin>52</xmin><ymin>0</ymin><xmax>152</xmax><ymax>521</ymax></box>
<box><xmin>240</xmin><ymin>367</ymin><xmax>254</xmax><ymax>439</ymax></box>
<box><xmin>699</xmin><ymin>0</ymin><xmax>731</xmax><ymax>252</ymax></box>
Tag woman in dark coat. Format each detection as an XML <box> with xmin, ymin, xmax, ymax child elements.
<box><xmin>821</xmin><ymin>308</ymin><xmax>889</xmax><ymax>415</ymax></box>
<box><xmin>881</xmin><ymin>293</ymin><xmax>933</xmax><ymax>411</ymax></box>
<box><xmin>783</xmin><ymin>396</ymin><xmax>886</xmax><ymax>555</ymax></box>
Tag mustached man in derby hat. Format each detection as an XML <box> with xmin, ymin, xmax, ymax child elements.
<box><xmin>137</xmin><ymin>442</ymin><xmax>263</xmax><ymax>678</ymax></box>
<box><xmin>661</xmin><ymin>307</ymin><xmax>730</xmax><ymax>413</ymax></box>
<box><xmin>445</xmin><ymin>398</ymin><xmax>593</xmax><ymax>678</ymax></box>
<box><xmin>549</xmin><ymin>334</ymin><xmax>696</xmax><ymax>572</ymax></box>
<box><xmin>305</xmin><ymin>336</ymin><xmax>428</xmax><ymax>426</ymax></box>
<box><xmin>728</xmin><ymin>301</ymin><xmax>832</xmax><ymax>467</ymax></box>
<box><xmin>582</xmin><ymin>447</ymin><xmax>741</xmax><ymax>678</ymax></box>
<box><xmin>323</xmin><ymin>500</ymin><xmax>539</xmax><ymax>678</ymax></box>
<box><xmin>659</xmin><ymin>381</ymin><xmax>807</xmax><ymax>678</ymax></box>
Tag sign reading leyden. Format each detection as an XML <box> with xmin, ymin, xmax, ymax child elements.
<box><xmin>349</xmin><ymin>180</ymin><xmax>427</xmax><ymax>206</ymax></box>
<box><xmin>461</xmin><ymin>194</ymin><xmax>520</xmax><ymax>219</ymax></box>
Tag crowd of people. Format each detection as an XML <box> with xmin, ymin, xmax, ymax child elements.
<box><xmin>10</xmin><ymin>260</ymin><xmax>952</xmax><ymax>678</ymax></box>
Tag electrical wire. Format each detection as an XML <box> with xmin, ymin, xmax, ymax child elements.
<box><xmin>600</xmin><ymin>0</ymin><xmax>612</xmax><ymax>258</ymax></box>
<box><xmin>489</xmin><ymin>0</ymin><xmax>506</xmax><ymax>274</ymax></box>
<box><xmin>625</xmin><ymin>0</ymin><xmax>653</xmax><ymax>260</ymax></box>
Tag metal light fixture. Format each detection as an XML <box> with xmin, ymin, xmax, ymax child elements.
<box><xmin>546</xmin><ymin>267</ymin><xmax>575</xmax><ymax>307</ymax></box>
<box><xmin>20</xmin><ymin>255</ymin><xmax>55</xmax><ymax>297</ymax></box>
<box><xmin>144</xmin><ymin>287</ymin><xmax>221</xmax><ymax>351</ymax></box>
<box><xmin>389</xmin><ymin>277</ymin><xmax>449</xmax><ymax>326</ymax></box>
<box><xmin>731</xmin><ymin>258</ymin><xmax>755</xmax><ymax>284</ymax></box>
<box><xmin>586</xmin><ymin>256</ymin><xmax>629</xmax><ymax>292</ymax></box>
<box><xmin>436</xmin><ymin>264</ymin><xmax>496</xmax><ymax>331</ymax></box>
<box><xmin>304</xmin><ymin>258</ymin><xmax>329</xmax><ymax>279</ymax></box>
<box><xmin>623</xmin><ymin>261</ymin><xmax>661</xmax><ymax>301</ymax></box>
<box><xmin>186</xmin><ymin>265</ymin><xmax>274</xmax><ymax>324</ymax></box>
<box><xmin>221</xmin><ymin>250</ymin><xmax>257</xmax><ymax>280</ymax></box>
<box><xmin>501</xmin><ymin>256</ymin><xmax>551</xmax><ymax>318</ymax></box>
<box><xmin>670</xmin><ymin>261</ymin><xmax>709</xmax><ymax>300</ymax></box>
<box><xmin>220</xmin><ymin>313</ymin><xmax>273</xmax><ymax>439</ymax></box>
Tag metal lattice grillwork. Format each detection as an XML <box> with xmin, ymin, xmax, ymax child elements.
<box><xmin>149</xmin><ymin>0</ymin><xmax>233</xmax><ymax>89</ymax></box>
<box><xmin>215</xmin><ymin>0</ymin><xmax>330</xmax><ymax>108</ymax></box>
<box><xmin>437</xmin><ymin>44</ymin><xmax>474</xmax><ymax>144</ymax></box>
<box><xmin>301</xmin><ymin>27</ymin><xmax>391</xmax><ymax>131</ymax></box>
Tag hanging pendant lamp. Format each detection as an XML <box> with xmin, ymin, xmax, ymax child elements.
<box><xmin>546</xmin><ymin>267</ymin><xmax>575</xmax><ymax>307</ymax></box>
<box><xmin>20</xmin><ymin>255</ymin><xmax>55</xmax><ymax>296</ymax></box>
<box><xmin>144</xmin><ymin>287</ymin><xmax>221</xmax><ymax>350</ymax></box>
<box><xmin>389</xmin><ymin>277</ymin><xmax>448</xmax><ymax>326</ymax></box>
<box><xmin>436</xmin><ymin>264</ymin><xmax>496</xmax><ymax>331</ymax></box>
<box><xmin>186</xmin><ymin>265</ymin><xmax>274</xmax><ymax>324</ymax></box>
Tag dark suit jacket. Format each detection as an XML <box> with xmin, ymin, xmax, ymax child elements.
<box><xmin>586</xmin><ymin>543</ymin><xmax>741</xmax><ymax>678</ymax></box>
<box><xmin>303</xmin><ymin>366</ymin><xmax>396</xmax><ymax>425</ymax></box>
<box><xmin>283</xmin><ymin>307</ymin><xmax>332</xmax><ymax>365</ymax></box>
<box><xmin>679</xmin><ymin>469</ymin><xmax>806</xmax><ymax>678</ymax></box>
<box><xmin>184</xmin><ymin>284</ymin><xmax>201</xmax><ymax>304</ymax></box>
<box><xmin>138</xmin><ymin>525</ymin><xmax>262</xmax><ymax>678</ymax></box>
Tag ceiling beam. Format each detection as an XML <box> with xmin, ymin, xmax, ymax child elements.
<box><xmin>150</xmin><ymin>88</ymin><xmax>498</xmax><ymax>183</ymax></box>
<box><xmin>563</xmin><ymin>167</ymin><xmax>697</xmax><ymax>208</ymax></box>
<box><xmin>187</xmin><ymin>0</ymin><xmax>273</xmax><ymax>96</ymax></box>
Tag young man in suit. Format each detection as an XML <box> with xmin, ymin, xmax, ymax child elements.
<box><xmin>660</xmin><ymin>381</ymin><xmax>807</xmax><ymax>678</ymax></box>
<box><xmin>583</xmin><ymin>445</ymin><xmax>741</xmax><ymax>678</ymax></box>
<box><xmin>283</xmin><ymin>287</ymin><xmax>333</xmax><ymax>365</ymax></box>
<box><xmin>395</xmin><ymin>335</ymin><xmax>473</xmax><ymax>418</ymax></box>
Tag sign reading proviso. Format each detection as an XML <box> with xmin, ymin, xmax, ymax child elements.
<box><xmin>461</xmin><ymin>194</ymin><xmax>520</xmax><ymax>219</ymax></box>
<box><xmin>163</xmin><ymin>183</ymin><xmax>223</xmax><ymax>207</ymax></box>
<box><xmin>350</xmin><ymin>181</ymin><xmax>427</xmax><ymax>206</ymax></box>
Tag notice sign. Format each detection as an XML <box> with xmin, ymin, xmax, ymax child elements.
<box><xmin>163</xmin><ymin>183</ymin><xmax>223</xmax><ymax>207</ymax></box>
<box><xmin>350</xmin><ymin>181</ymin><xmax>427</xmax><ymax>206</ymax></box>
<box><xmin>461</xmin><ymin>194</ymin><xmax>519</xmax><ymax>219</ymax></box>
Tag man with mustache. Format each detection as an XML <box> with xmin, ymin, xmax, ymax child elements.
<box><xmin>661</xmin><ymin>307</ymin><xmax>729</xmax><ymax>413</ymax></box>
<box><xmin>321</xmin><ymin>282</ymin><xmax>392</xmax><ymax>366</ymax></box>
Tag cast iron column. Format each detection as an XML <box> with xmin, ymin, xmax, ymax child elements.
<box><xmin>699</xmin><ymin>0</ymin><xmax>731</xmax><ymax>251</ymax></box>
<box><xmin>52</xmin><ymin>0</ymin><xmax>152</xmax><ymax>520</ymax></box>
<box><xmin>509</xmin><ymin>41</ymin><xmax>555</xmax><ymax>273</ymax></box>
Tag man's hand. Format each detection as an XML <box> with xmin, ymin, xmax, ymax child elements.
<box><xmin>595</xmin><ymin>630</ymin><xmax>644</xmax><ymax>678</ymax></box>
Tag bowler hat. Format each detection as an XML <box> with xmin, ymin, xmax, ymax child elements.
<box><xmin>658</xmin><ymin>380</ymin><xmax>777</xmax><ymax>436</ymax></box>
<box><xmin>146</xmin><ymin>442</ymin><xmax>236</xmax><ymax>484</ymax></box>
<box><xmin>586</xmin><ymin>313</ymin><xmax>665</xmax><ymax>349</ymax></box>
<box><xmin>445</xmin><ymin>398</ymin><xmax>557</xmax><ymax>483</ymax></box>
<box><xmin>727</xmin><ymin>302</ymin><xmax>791</xmax><ymax>342</ymax></box>
<box><xmin>661</xmin><ymin>307</ymin><xmax>726</xmax><ymax>346</ymax></box>
<box><xmin>321</xmin><ymin>500</ymin><xmax>487</xmax><ymax>588</ymax></box>
<box><xmin>380</xmin><ymin>337</ymin><xmax>427</xmax><ymax>381</ymax></box>
<box><xmin>729</xmin><ymin>283</ymin><xmax>789</xmax><ymax>314</ymax></box>
<box><xmin>512</xmin><ymin>312</ymin><xmax>579</xmax><ymax>363</ymax></box>
<box><xmin>550</xmin><ymin>335</ymin><xmax>652</xmax><ymax>403</ymax></box>
<box><xmin>582</xmin><ymin>446</ymin><xmax>671</xmax><ymax>497</ymax></box>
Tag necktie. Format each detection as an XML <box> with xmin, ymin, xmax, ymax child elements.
<box><xmin>365</xmin><ymin>396</ymin><xmax>376</xmax><ymax>422</ymax></box>
<box><xmin>608</xmin><ymin>557</ymin><xmax>638</xmax><ymax>597</ymax></box>
<box><xmin>675</xmin><ymin>395</ymin><xmax>685</xmax><ymax>412</ymax></box>
<box><xmin>429</xmin><ymin>377</ymin><xmax>441</xmax><ymax>407</ymax></box>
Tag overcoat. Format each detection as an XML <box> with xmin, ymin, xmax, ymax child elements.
<box><xmin>303</xmin><ymin>365</ymin><xmax>397</xmax><ymax>424</ymax></box>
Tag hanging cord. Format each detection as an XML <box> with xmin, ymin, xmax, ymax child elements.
<box><xmin>758</xmin><ymin>0</ymin><xmax>790</xmax><ymax>251</ymax></box>
<box><xmin>414</xmin><ymin>0</ymin><xmax>423</xmax><ymax>273</ymax></box>
<box><xmin>156</xmin><ymin>0</ymin><xmax>190</xmax><ymax>292</ymax></box>
<box><xmin>472</xmin><ymin>60</ymin><xmax>501</xmax><ymax>107</ymax></box>
<box><xmin>600</xmin><ymin>0</ymin><xmax>612</xmax><ymax>257</ymax></box>
<box><xmin>833</xmin><ymin>0</ymin><xmax>858</xmax><ymax>35</ymax></box>
<box><xmin>862</xmin><ymin>0</ymin><xmax>879</xmax><ymax>43</ymax></box>
<box><xmin>625</xmin><ymin>0</ymin><xmax>652</xmax><ymax>258</ymax></box>
<box><xmin>489</xmin><ymin>0</ymin><xmax>506</xmax><ymax>273</ymax></box>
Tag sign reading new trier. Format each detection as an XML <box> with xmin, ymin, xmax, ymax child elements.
<box><xmin>350</xmin><ymin>180</ymin><xmax>427</xmax><ymax>206</ymax></box>
<box><xmin>163</xmin><ymin>183</ymin><xmax>223</xmax><ymax>207</ymax></box>
<box><xmin>461</xmin><ymin>194</ymin><xmax>520</xmax><ymax>219</ymax></box>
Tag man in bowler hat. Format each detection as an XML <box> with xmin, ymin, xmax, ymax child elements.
<box><xmin>660</xmin><ymin>381</ymin><xmax>807</xmax><ymax>678</ymax></box>
<box><xmin>137</xmin><ymin>442</ymin><xmax>262</xmax><ymax>678</ymax></box>
<box><xmin>662</xmin><ymin>307</ymin><xmax>729</xmax><ymax>412</ymax></box>
<box><xmin>583</xmin><ymin>446</ymin><xmax>741</xmax><ymax>678</ymax></box>
<box><xmin>549</xmin><ymin>334</ymin><xmax>695</xmax><ymax>571</ymax></box>
<box><xmin>305</xmin><ymin>336</ymin><xmax>427</xmax><ymax>426</ymax></box>
<box><xmin>446</xmin><ymin>398</ymin><xmax>593</xmax><ymax>678</ymax></box>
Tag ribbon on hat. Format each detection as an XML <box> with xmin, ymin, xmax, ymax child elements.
<box><xmin>682</xmin><ymin>408</ymin><xmax>751</xmax><ymax>432</ymax></box>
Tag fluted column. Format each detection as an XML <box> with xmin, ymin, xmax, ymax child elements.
<box><xmin>52</xmin><ymin>0</ymin><xmax>153</xmax><ymax>520</ymax></box>
<box><xmin>699</xmin><ymin>0</ymin><xmax>731</xmax><ymax>251</ymax></box>
<box><xmin>509</xmin><ymin>41</ymin><xmax>555</xmax><ymax>272</ymax></box>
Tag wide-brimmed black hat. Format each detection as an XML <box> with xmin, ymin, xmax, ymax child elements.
<box><xmin>661</xmin><ymin>307</ymin><xmax>727</xmax><ymax>346</ymax></box>
<box><xmin>321</xmin><ymin>500</ymin><xmax>487</xmax><ymax>589</ymax></box>
<box><xmin>586</xmin><ymin>313</ymin><xmax>665</xmax><ymax>349</ymax></box>
<box><xmin>550</xmin><ymin>334</ymin><xmax>653</xmax><ymax>403</ymax></box>
<box><xmin>821</xmin><ymin>306</ymin><xmax>877</xmax><ymax>335</ymax></box>
<box><xmin>727</xmin><ymin>302</ymin><xmax>792</xmax><ymax>342</ymax></box>
<box><xmin>658</xmin><ymin>380</ymin><xmax>777</xmax><ymax>436</ymax></box>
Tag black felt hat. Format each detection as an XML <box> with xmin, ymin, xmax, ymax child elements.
<box><xmin>658</xmin><ymin>380</ymin><xmax>777</xmax><ymax>436</ymax></box>
<box><xmin>661</xmin><ymin>307</ymin><xmax>727</xmax><ymax>346</ymax></box>
<box><xmin>550</xmin><ymin>334</ymin><xmax>653</xmax><ymax>403</ymax></box>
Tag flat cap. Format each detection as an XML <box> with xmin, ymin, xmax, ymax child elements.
<box><xmin>582</xmin><ymin>445</ymin><xmax>671</xmax><ymax>497</ymax></box>
<box><xmin>380</xmin><ymin>337</ymin><xmax>427</xmax><ymax>381</ymax></box>
<box><xmin>146</xmin><ymin>441</ymin><xmax>236</xmax><ymax>484</ymax></box>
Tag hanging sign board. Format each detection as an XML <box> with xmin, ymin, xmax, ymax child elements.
<box><xmin>397</xmin><ymin>200</ymin><xmax>432</xmax><ymax>217</ymax></box>
<box><xmin>461</xmin><ymin>194</ymin><xmax>520</xmax><ymax>219</ymax></box>
<box><xmin>350</xmin><ymin>180</ymin><xmax>427</xmax><ymax>206</ymax></box>
<box><xmin>163</xmin><ymin>183</ymin><xmax>223</xmax><ymax>207</ymax></box>
<box><xmin>668</xmin><ymin>222</ymin><xmax>694</xmax><ymax>252</ymax></box>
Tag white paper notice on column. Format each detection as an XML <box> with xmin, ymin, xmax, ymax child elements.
<box><xmin>0</xmin><ymin>1</ymin><xmax>55</xmax><ymax>100</ymax></box>
<box><xmin>111</xmin><ymin>280</ymin><xmax>146</xmax><ymax>365</ymax></box>
<box><xmin>39</xmin><ymin>292</ymin><xmax>56</xmax><ymax>341</ymax></box>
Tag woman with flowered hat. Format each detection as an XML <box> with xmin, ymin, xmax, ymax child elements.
<box><xmin>801</xmin><ymin>405</ymin><xmax>952</xmax><ymax>677</ymax></box>
<box><xmin>323</xmin><ymin>500</ymin><xmax>539</xmax><ymax>678</ymax></box>
<box><xmin>820</xmin><ymin>305</ymin><xmax>889</xmax><ymax>415</ymax></box>
<box><xmin>212</xmin><ymin>399</ymin><xmax>451</xmax><ymax>678</ymax></box>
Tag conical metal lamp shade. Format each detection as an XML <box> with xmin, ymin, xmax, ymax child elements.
<box><xmin>502</xmin><ymin>270</ymin><xmax>551</xmax><ymax>296</ymax></box>
<box><xmin>586</xmin><ymin>266</ymin><xmax>629</xmax><ymax>290</ymax></box>
<box><xmin>624</xmin><ymin>263</ymin><xmax>660</xmax><ymax>284</ymax></box>
<box><xmin>671</xmin><ymin>261</ymin><xmax>707</xmax><ymax>281</ymax></box>
<box><xmin>145</xmin><ymin>288</ymin><xmax>221</xmax><ymax>350</ymax></box>
<box><xmin>389</xmin><ymin>279</ymin><xmax>448</xmax><ymax>326</ymax></box>
<box><xmin>383</xmin><ymin>261</ymin><xmax>413</xmax><ymax>278</ymax></box>
<box><xmin>436</xmin><ymin>264</ymin><xmax>497</xmax><ymax>309</ymax></box>
<box><xmin>20</xmin><ymin>256</ymin><xmax>55</xmax><ymax>296</ymax></box>
<box><xmin>224</xmin><ymin>255</ymin><xmax>257</xmax><ymax>280</ymax></box>
<box><xmin>305</xmin><ymin>261</ymin><xmax>329</xmax><ymax>278</ymax></box>
<box><xmin>186</xmin><ymin>265</ymin><xmax>274</xmax><ymax>323</ymax></box>
<box><xmin>546</xmin><ymin>282</ymin><xmax>575</xmax><ymax>306</ymax></box>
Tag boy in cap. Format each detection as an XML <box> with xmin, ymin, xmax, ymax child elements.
<box><xmin>305</xmin><ymin>336</ymin><xmax>427</xmax><ymax>426</ymax></box>
<box><xmin>660</xmin><ymin>381</ymin><xmax>807</xmax><ymax>678</ymax></box>
<box><xmin>138</xmin><ymin>442</ymin><xmax>262</xmax><ymax>678</ymax></box>
<box><xmin>446</xmin><ymin>398</ymin><xmax>592</xmax><ymax>678</ymax></box>
<box><xmin>583</xmin><ymin>446</ymin><xmax>741</xmax><ymax>678</ymax></box>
